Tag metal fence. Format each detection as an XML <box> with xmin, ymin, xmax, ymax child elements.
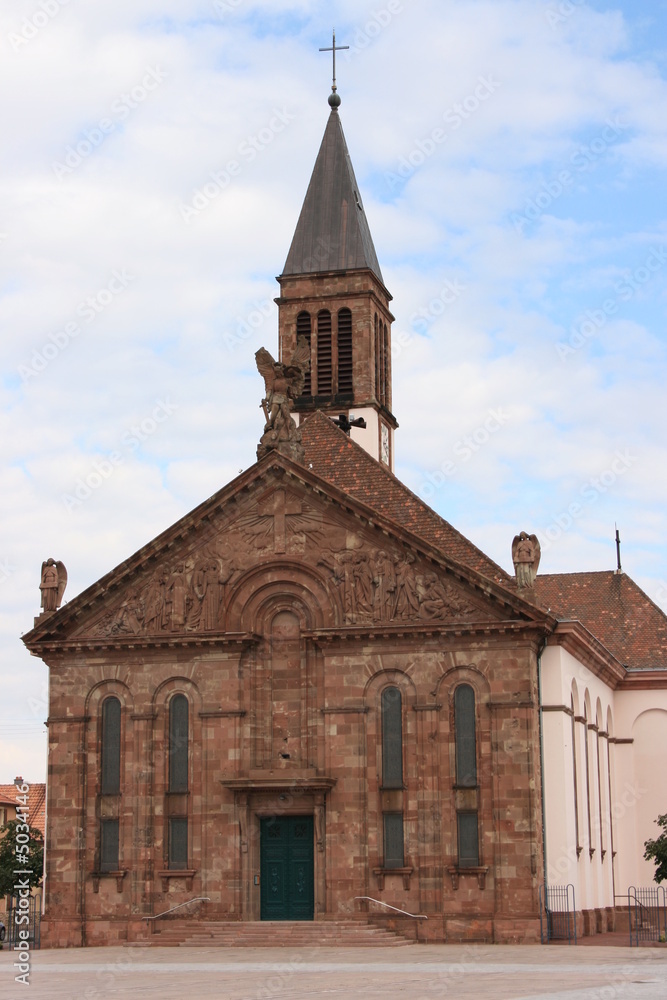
<box><xmin>539</xmin><ymin>883</ymin><xmax>577</xmax><ymax>944</ymax></box>
<box><xmin>7</xmin><ymin>892</ymin><xmax>41</xmax><ymax>950</ymax></box>
<box><xmin>628</xmin><ymin>885</ymin><xmax>666</xmax><ymax>946</ymax></box>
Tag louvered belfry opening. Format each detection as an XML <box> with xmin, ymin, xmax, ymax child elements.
<box><xmin>337</xmin><ymin>307</ymin><xmax>353</xmax><ymax>395</ymax></box>
<box><xmin>316</xmin><ymin>309</ymin><xmax>332</xmax><ymax>395</ymax></box>
<box><xmin>374</xmin><ymin>313</ymin><xmax>388</xmax><ymax>407</ymax></box>
<box><xmin>296</xmin><ymin>311</ymin><xmax>312</xmax><ymax>396</ymax></box>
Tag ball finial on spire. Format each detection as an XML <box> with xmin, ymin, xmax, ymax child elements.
<box><xmin>328</xmin><ymin>91</ymin><xmax>341</xmax><ymax>108</ymax></box>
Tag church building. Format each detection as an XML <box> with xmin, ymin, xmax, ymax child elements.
<box><xmin>23</xmin><ymin>82</ymin><xmax>667</xmax><ymax>948</ymax></box>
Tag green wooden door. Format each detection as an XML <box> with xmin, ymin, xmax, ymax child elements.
<box><xmin>260</xmin><ymin>815</ymin><xmax>314</xmax><ymax>920</ymax></box>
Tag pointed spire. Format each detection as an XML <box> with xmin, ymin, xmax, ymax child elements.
<box><xmin>282</xmin><ymin>109</ymin><xmax>383</xmax><ymax>282</ymax></box>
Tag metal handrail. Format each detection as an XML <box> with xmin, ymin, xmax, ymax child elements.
<box><xmin>143</xmin><ymin>896</ymin><xmax>210</xmax><ymax>921</ymax></box>
<box><xmin>355</xmin><ymin>896</ymin><xmax>428</xmax><ymax>919</ymax></box>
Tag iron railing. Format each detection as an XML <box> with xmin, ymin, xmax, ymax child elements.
<box><xmin>628</xmin><ymin>886</ymin><xmax>666</xmax><ymax>946</ymax></box>
<box><xmin>143</xmin><ymin>896</ymin><xmax>210</xmax><ymax>923</ymax></box>
<box><xmin>539</xmin><ymin>883</ymin><xmax>576</xmax><ymax>944</ymax></box>
<box><xmin>354</xmin><ymin>896</ymin><xmax>428</xmax><ymax>919</ymax></box>
<box><xmin>7</xmin><ymin>892</ymin><xmax>41</xmax><ymax>949</ymax></box>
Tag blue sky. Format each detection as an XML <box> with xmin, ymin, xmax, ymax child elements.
<box><xmin>1</xmin><ymin>0</ymin><xmax>666</xmax><ymax>781</ymax></box>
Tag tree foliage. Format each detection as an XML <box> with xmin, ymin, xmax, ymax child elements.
<box><xmin>0</xmin><ymin>821</ymin><xmax>44</xmax><ymax>898</ymax></box>
<box><xmin>644</xmin><ymin>813</ymin><xmax>667</xmax><ymax>884</ymax></box>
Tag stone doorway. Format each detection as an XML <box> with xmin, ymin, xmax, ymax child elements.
<box><xmin>260</xmin><ymin>815</ymin><xmax>314</xmax><ymax>920</ymax></box>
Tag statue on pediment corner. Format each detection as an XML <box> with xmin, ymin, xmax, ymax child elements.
<box><xmin>39</xmin><ymin>558</ymin><xmax>67</xmax><ymax>613</ymax></box>
<box><xmin>255</xmin><ymin>336</ymin><xmax>310</xmax><ymax>463</ymax></box>
<box><xmin>512</xmin><ymin>531</ymin><xmax>541</xmax><ymax>589</ymax></box>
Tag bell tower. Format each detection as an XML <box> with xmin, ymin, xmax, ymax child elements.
<box><xmin>276</xmin><ymin>74</ymin><xmax>397</xmax><ymax>470</ymax></box>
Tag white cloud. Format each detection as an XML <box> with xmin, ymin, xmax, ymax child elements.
<box><xmin>2</xmin><ymin>0</ymin><xmax>667</xmax><ymax>781</ymax></box>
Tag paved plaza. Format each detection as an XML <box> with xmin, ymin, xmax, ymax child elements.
<box><xmin>1</xmin><ymin>944</ymin><xmax>666</xmax><ymax>1000</ymax></box>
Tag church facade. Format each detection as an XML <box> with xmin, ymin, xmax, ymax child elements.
<box><xmin>24</xmin><ymin>92</ymin><xmax>667</xmax><ymax>948</ymax></box>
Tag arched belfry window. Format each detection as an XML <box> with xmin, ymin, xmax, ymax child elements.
<box><xmin>101</xmin><ymin>696</ymin><xmax>121</xmax><ymax>795</ymax></box>
<box><xmin>169</xmin><ymin>694</ymin><xmax>189</xmax><ymax>793</ymax></box>
<box><xmin>455</xmin><ymin>684</ymin><xmax>477</xmax><ymax>786</ymax></box>
<box><xmin>296</xmin><ymin>311</ymin><xmax>312</xmax><ymax>396</ymax></box>
<box><xmin>316</xmin><ymin>309</ymin><xmax>332</xmax><ymax>395</ymax></box>
<box><xmin>454</xmin><ymin>684</ymin><xmax>479</xmax><ymax>868</ymax></box>
<box><xmin>337</xmin><ymin>308</ymin><xmax>353</xmax><ymax>395</ymax></box>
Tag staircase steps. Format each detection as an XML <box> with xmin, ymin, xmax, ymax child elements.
<box><xmin>151</xmin><ymin>919</ymin><xmax>413</xmax><ymax>947</ymax></box>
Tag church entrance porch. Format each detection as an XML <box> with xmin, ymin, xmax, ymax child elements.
<box><xmin>260</xmin><ymin>815</ymin><xmax>314</xmax><ymax>920</ymax></box>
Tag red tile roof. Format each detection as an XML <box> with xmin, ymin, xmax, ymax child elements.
<box><xmin>0</xmin><ymin>782</ymin><xmax>46</xmax><ymax>836</ymax></box>
<box><xmin>301</xmin><ymin>411</ymin><xmax>511</xmax><ymax>587</ymax></box>
<box><xmin>534</xmin><ymin>571</ymin><xmax>667</xmax><ymax>670</ymax></box>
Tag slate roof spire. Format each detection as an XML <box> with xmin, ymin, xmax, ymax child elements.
<box><xmin>281</xmin><ymin>96</ymin><xmax>383</xmax><ymax>282</ymax></box>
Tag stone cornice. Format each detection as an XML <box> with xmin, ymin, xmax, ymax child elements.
<box><xmin>547</xmin><ymin>621</ymin><xmax>627</xmax><ymax>689</ymax></box>
<box><xmin>306</xmin><ymin>619</ymin><xmax>549</xmax><ymax>645</ymax></box>
<box><xmin>26</xmin><ymin>632</ymin><xmax>259</xmax><ymax>657</ymax></box>
<box><xmin>617</xmin><ymin>669</ymin><xmax>667</xmax><ymax>691</ymax></box>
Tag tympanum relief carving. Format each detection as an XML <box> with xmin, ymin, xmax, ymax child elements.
<box><xmin>81</xmin><ymin>487</ymin><xmax>484</xmax><ymax>638</ymax></box>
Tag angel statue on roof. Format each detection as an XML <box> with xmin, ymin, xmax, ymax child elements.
<box><xmin>255</xmin><ymin>335</ymin><xmax>311</xmax><ymax>462</ymax></box>
<box><xmin>511</xmin><ymin>532</ymin><xmax>541</xmax><ymax>589</ymax></box>
<box><xmin>39</xmin><ymin>558</ymin><xmax>67</xmax><ymax>613</ymax></box>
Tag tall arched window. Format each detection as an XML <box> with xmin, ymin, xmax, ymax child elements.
<box><xmin>381</xmin><ymin>686</ymin><xmax>403</xmax><ymax>788</ymax></box>
<box><xmin>169</xmin><ymin>694</ymin><xmax>189</xmax><ymax>793</ymax></box>
<box><xmin>382</xmin><ymin>322</ymin><xmax>389</xmax><ymax>406</ymax></box>
<box><xmin>337</xmin><ymin>308</ymin><xmax>353</xmax><ymax>395</ymax></box>
<box><xmin>100</xmin><ymin>696</ymin><xmax>121</xmax><ymax>872</ymax></box>
<box><xmin>571</xmin><ymin>695</ymin><xmax>581</xmax><ymax>856</ymax></box>
<box><xmin>381</xmin><ymin>686</ymin><xmax>404</xmax><ymax>869</ymax></box>
<box><xmin>296</xmin><ymin>311</ymin><xmax>312</xmax><ymax>396</ymax></box>
<box><xmin>101</xmin><ymin>696</ymin><xmax>121</xmax><ymax>795</ymax></box>
<box><xmin>454</xmin><ymin>684</ymin><xmax>479</xmax><ymax>868</ymax></box>
<box><xmin>455</xmin><ymin>685</ymin><xmax>476</xmax><ymax>786</ymax></box>
<box><xmin>168</xmin><ymin>694</ymin><xmax>189</xmax><ymax>870</ymax></box>
<box><xmin>316</xmin><ymin>310</ymin><xmax>332</xmax><ymax>395</ymax></box>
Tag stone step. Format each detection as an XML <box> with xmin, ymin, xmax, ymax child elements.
<box><xmin>151</xmin><ymin>919</ymin><xmax>413</xmax><ymax>947</ymax></box>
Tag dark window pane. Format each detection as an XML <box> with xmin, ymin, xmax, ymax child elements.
<box><xmin>458</xmin><ymin>812</ymin><xmax>479</xmax><ymax>868</ymax></box>
<box><xmin>169</xmin><ymin>817</ymin><xmax>188</xmax><ymax>870</ymax></box>
<box><xmin>337</xmin><ymin>308</ymin><xmax>353</xmax><ymax>394</ymax></box>
<box><xmin>381</xmin><ymin>686</ymin><xmax>403</xmax><ymax>788</ymax></box>
<box><xmin>384</xmin><ymin>813</ymin><xmax>404</xmax><ymax>869</ymax></box>
<box><xmin>100</xmin><ymin>818</ymin><xmax>119</xmax><ymax>872</ymax></box>
<box><xmin>169</xmin><ymin>695</ymin><xmax>189</xmax><ymax>793</ymax></box>
<box><xmin>317</xmin><ymin>310</ymin><xmax>332</xmax><ymax>395</ymax></box>
<box><xmin>101</xmin><ymin>697</ymin><xmax>121</xmax><ymax>794</ymax></box>
<box><xmin>296</xmin><ymin>312</ymin><xmax>312</xmax><ymax>395</ymax></box>
<box><xmin>455</xmin><ymin>684</ymin><xmax>477</xmax><ymax>786</ymax></box>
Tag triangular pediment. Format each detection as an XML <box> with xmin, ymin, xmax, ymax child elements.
<box><xmin>23</xmin><ymin>455</ymin><xmax>548</xmax><ymax>650</ymax></box>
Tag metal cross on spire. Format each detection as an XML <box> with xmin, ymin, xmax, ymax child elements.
<box><xmin>319</xmin><ymin>28</ymin><xmax>349</xmax><ymax>103</ymax></box>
